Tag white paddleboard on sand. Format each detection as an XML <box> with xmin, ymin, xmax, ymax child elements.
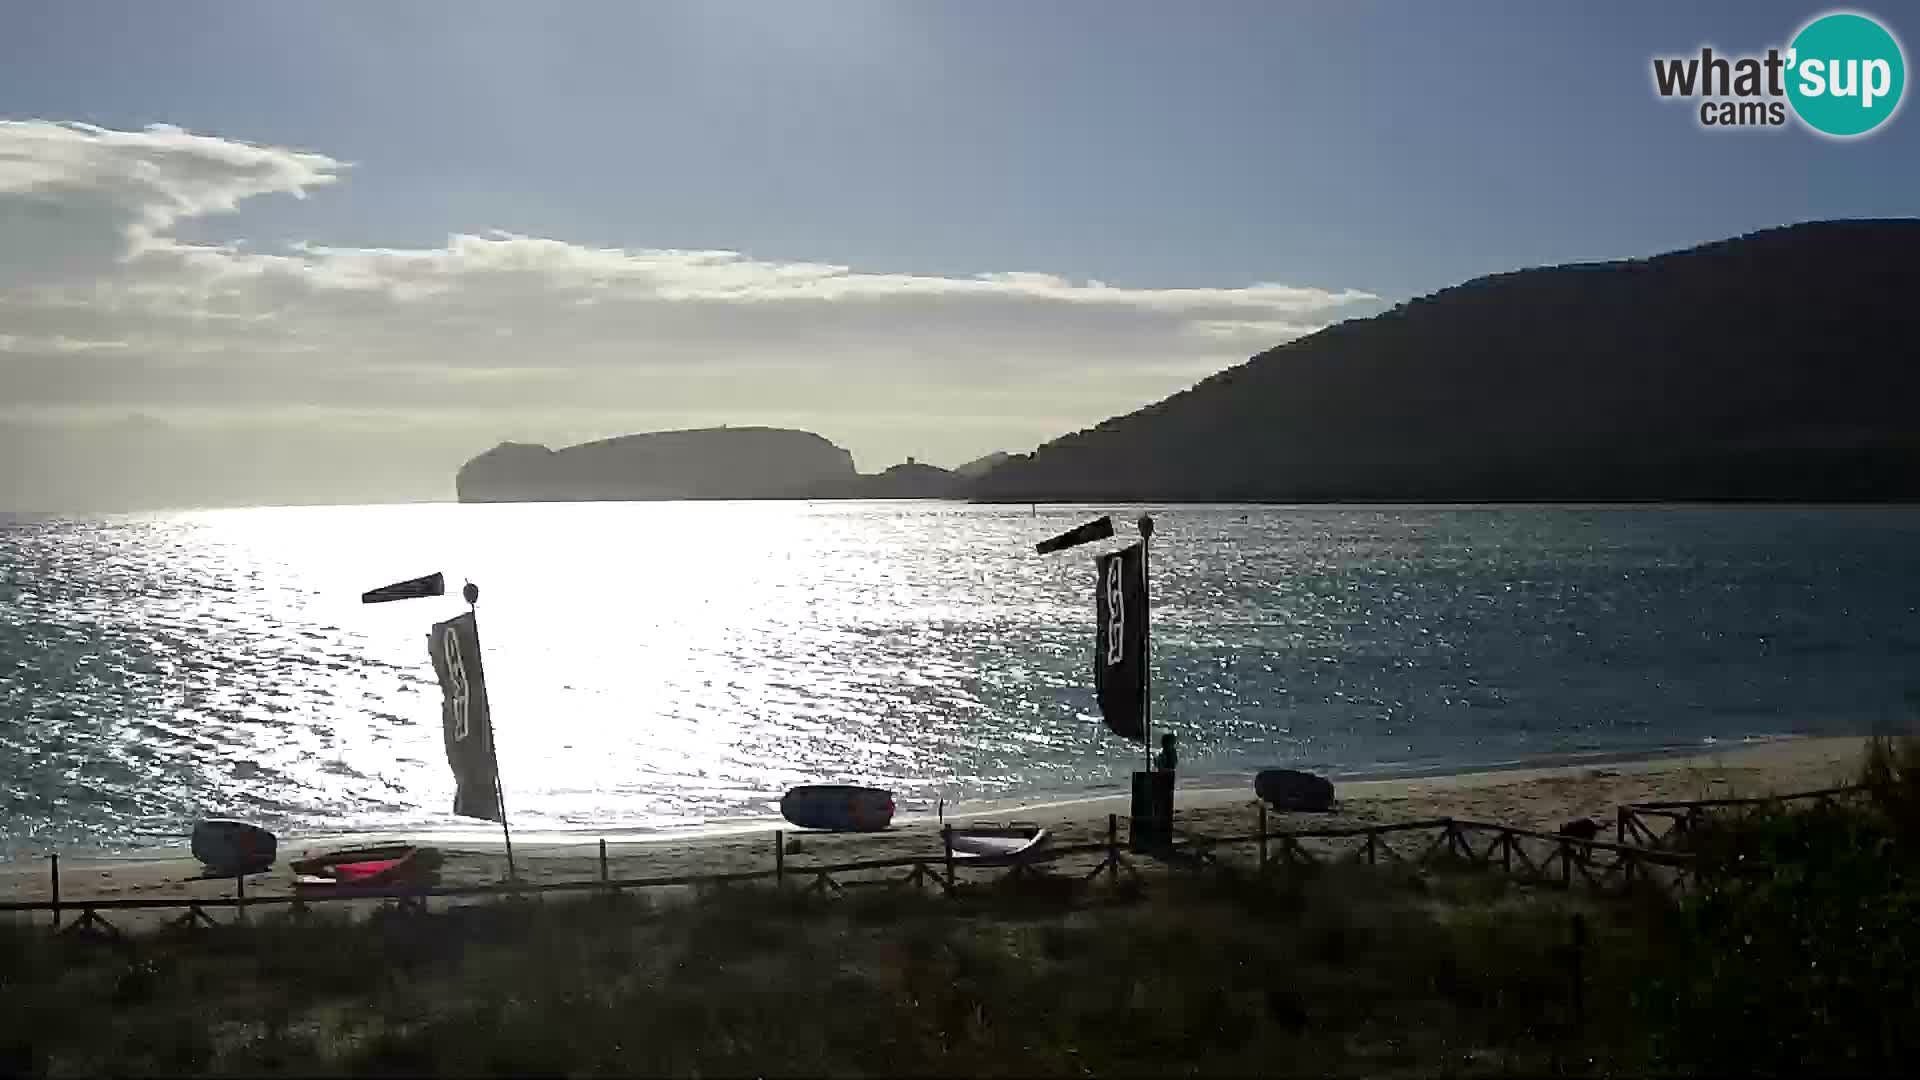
<box><xmin>947</xmin><ymin>825</ymin><xmax>1051</xmax><ymax>865</ymax></box>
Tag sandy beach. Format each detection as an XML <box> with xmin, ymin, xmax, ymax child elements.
<box><xmin>0</xmin><ymin>736</ymin><xmax>1870</xmax><ymax>927</ymax></box>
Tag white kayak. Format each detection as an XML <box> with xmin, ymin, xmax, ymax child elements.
<box><xmin>946</xmin><ymin>824</ymin><xmax>1052</xmax><ymax>865</ymax></box>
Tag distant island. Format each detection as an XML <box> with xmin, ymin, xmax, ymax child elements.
<box><xmin>455</xmin><ymin>428</ymin><xmax>982</xmax><ymax>502</ymax></box>
<box><xmin>458</xmin><ymin>220</ymin><xmax>1920</xmax><ymax>505</ymax></box>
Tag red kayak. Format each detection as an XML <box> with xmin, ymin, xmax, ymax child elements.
<box><xmin>291</xmin><ymin>844</ymin><xmax>444</xmax><ymax>890</ymax></box>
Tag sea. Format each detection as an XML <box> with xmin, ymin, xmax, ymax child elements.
<box><xmin>3</xmin><ymin>502</ymin><xmax>1919</xmax><ymax>859</ymax></box>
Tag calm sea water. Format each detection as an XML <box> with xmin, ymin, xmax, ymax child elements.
<box><xmin>3</xmin><ymin>502</ymin><xmax>1918</xmax><ymax>857</ymax></box>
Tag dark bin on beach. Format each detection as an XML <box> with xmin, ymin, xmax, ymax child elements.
<box><xmin>1130</xmin><ymin>770</ymin><xmax>1174</xmax><ymax>852</ymax></box>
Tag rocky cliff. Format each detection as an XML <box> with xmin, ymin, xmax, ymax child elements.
<box><xmin>455</xmin><ymin>427</ymin><xmax>858</xmax><ymax>502</ymax></box>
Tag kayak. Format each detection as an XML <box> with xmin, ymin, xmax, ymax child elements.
<box><xmin>947</xmin><ymin>824</ymin><xmax>1051</xmax><ymax>866</ymax></box>
<box><xmin>780</xmin><ymin>785</ymin><xmax>895</xmax><ymax>832</ymax></box>
<box><xmin>291</xmin><ymin>844</ymin><xmax>444</xmax><ymax>890</ymax></box>
<box><xmin>190</xmin><ymin>819</ymin><xmax>278</xmax><ymax>877</ymax></box>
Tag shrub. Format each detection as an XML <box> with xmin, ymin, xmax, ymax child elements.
<box><xmin>1861</xmin><ymin>733</ymin><xmax>1920</xmax><ymax>848</ymax></box>
<box><xmin>1636</xmin><ymin>768</ymin><xmax>1920</xmax><ymax>1074</ymax></box>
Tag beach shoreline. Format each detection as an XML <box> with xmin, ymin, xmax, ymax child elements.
<box><xmin>2</xmin><ymin>732</ymin><xmax>1816</xmax><ymax>865</ymax></box>
<box><xmin>0</xmin><ymin>735</ymin><xmax>1872</xmax><ymax>927</ymax></box>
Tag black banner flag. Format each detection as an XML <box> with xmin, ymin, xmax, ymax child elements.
<box><xmin>362</xmin><ymin>572</ymin><xmax>445</xmax><ymax>604</ymax></box>
<box><xmin>427</xmin><ymin>610</ymin><xmax>502</xmax><ymax>821</ymax></box>
<box><xmin>1093</xmin><ymin>542</ymin><xmax>1148</xmax><ymax>743</ymax></box>
<box><xmin>1036</xmin><ymin>515</ymin><xmax>1115</xmax><ymax>555</ymax></box>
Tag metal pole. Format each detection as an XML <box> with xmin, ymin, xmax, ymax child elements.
<box><xmin>49</xmin><ymin>854</ymin><xmax>60</xmax><ymax>932</ymax></box>
<box><xmin>1139</xmin><ymin>516</ymin><xmax>1153</xmax><ymax>777</ymax></box>
<box><xmin>1137</xmin><ymin>514</ymin><xmax>1159</xmax><ymax>847</ymax></box>
<box><xmin>495</xmin><ymin>772</ymin><xmax>517</xmax><ymax>883</ymax></box>
<box><xmin>774</xmin><ymin>831</ymin><xmax>785</xmax><ymax>886</ymax></box>
<box><xmin>599</xmin><ymin>839</ymin><xmax>610</xmax><ymax>890</ymax></box>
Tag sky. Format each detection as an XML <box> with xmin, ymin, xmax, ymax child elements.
<box><xmin>2</xmin><ymin>1</ymin><xmax>1915</xmax><ymax>511</ymax></box>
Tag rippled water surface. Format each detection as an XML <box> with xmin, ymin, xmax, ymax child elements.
<box><xmin>3</xmin><ymin>502</ymin><xmax>1918</xmax><ymax>856</ymax></box>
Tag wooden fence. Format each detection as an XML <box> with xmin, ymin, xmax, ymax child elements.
<box><xmin>1178</xmin><ymin>810</ymin><xmax>1698</xmax><ymax>898</ymax></box>
<box><xmin>2</xmin><ymin>803</ymin><xmax>1715</xmax><ymax>944</ymax></box>
<box><xmin>21</xmin><ymin>781</ymin><xmax>1879</xmax><ymax>942</ymax></box>
<box><xmin>1615</xmin><ymin>785</ymin><xmax>1867</xmax><ymax>851</ymax></box>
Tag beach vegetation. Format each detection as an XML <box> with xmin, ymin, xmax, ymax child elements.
<box><xmin>1630</xmin><ymin>734</ymin><xmax>1920</xmax><ymax>1075</ymax></box>
<box><xmin>1</xmin><ymin>863</ymin><xmax>1638</xmax><ymax>1077</ymax></box>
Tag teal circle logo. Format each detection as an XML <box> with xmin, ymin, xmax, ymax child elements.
<box><xmin>1787</xmin><ymin>11</ymin><xmax>1906</xmax><ymax>137</ymax></box>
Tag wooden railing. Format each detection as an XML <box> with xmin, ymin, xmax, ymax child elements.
<box><xmin>17</xmin><ymin>783</ymin><xmax>1879</xmax><ymax>942</ymax></box>
<box><xmin>2</xmin><ymin>806</ymin><xmax>1710</xmax><ymax>942</ymax></box>
<box><xmin>1173</xmin><ymin>810</ymin><xmax>1697</xmax><ymax>898</ymax></box>
<box><xmin>1615</xmin><ymin>785</ymin><xmax>1867</xmax><ymax>850</ymax></box>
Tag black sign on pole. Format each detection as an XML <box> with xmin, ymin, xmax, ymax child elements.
<box><xmin>427</xmin><ymin>610</ymin><xmax>502</xmax><ymax>822</ymax></box>
<box><xmin>1093</xmin><ymin>542</ymin><xmax>1148</xmax><ymax>743</ymax></box>
<box><xmin>1037</xmin><ymin>515</ymin><xmax>1167</xmax><ymax>848</ymax></box>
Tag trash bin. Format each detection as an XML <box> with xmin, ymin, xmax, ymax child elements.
<box><xmin>1130</xmin><ymin>770</ymin><xmax>1175</xmax><ymax>852</ymax></box>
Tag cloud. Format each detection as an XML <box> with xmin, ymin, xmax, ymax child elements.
<box><xmin>0</xmin><ymin>120</ymin><xmax>340</xmax><ymax>283</ymax></box>
<box><xmin>0</xmin><ymin>119</ymin><xmax>1379</xmax><ymax>508</ymax></box>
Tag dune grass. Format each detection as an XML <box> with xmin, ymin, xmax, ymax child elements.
<box><xmin>1</xmin><ymin>860</ymin><xmax>1644</xmax><ymax>1077</ymax></box>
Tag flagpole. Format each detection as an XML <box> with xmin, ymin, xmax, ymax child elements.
<box><xmin>494</xmin><ymin>773</ymin><xmax>517</xmax><ymax>883</ymax></box>
<box><xmin>466</xmin><ymin>580</ymin><xmax>518</xmax><ymax>883</ymax></box>
<box><xmin>1138</xmin><ymin>514</ymin><xmax>1155</xmax><ymax>778</ymax></box>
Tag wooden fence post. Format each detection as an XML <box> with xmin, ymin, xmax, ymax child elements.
<box><xmin>1501</xmin><ymin>830</ymin><xmax>1512</xmax><ymax>873</ymax></box>
<box><xmin>1560</xmin><ymin>838</ymin><xmax>1573</xmax><ymax>887</ymax></box>
<box><xmin>774</xmin><ymin>831</ymin><xmax>785</xmax><ymax>887</ymax></box>
<box><xmin>943</xmin><ymin>826</ymin><xmax>956</xmax><ymax>892</ymax></box>
<box><xmin>1258</xmin><ymin>803</ymin><xmax>1268</xmax><ymax>873</ymax></box>
<box><xmin>1616</xmin><ymin>806</ymin><xmax>1629</xmax><ymax>846</ymax></box>
<box><xmin>1366</xmin><ymin>828</ymin><xmax>1377</xmax><ymax>866</ymax></box>
<box><xmin>49</xmin><ymin>854</ymin><xmax>60</xmax><ymax>932</ymax></box>
<box><xmin>599</xmin><ymin>839</ymin><xmax>610</xmax><ymax>893</ymax></box>
<box><xmin>1106</xmin><ymin>814</ymin><xmax>1118</xmax><ymax>881</ymax></box>
<box><xmin>1570</xmin><ymin>913</ymin><xmax>1588</xmax><ymax>1030</ymax></box>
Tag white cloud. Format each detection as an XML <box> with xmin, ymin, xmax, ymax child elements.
<box><xmin>0</xmin><ymin>121</ymin><xmax>340</xmax><ymax>280</ymax></box>
<box><xmin>0</xmin><ymin>119</ymin><xmax>1379</xmax><ymax>508</ymax></box>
